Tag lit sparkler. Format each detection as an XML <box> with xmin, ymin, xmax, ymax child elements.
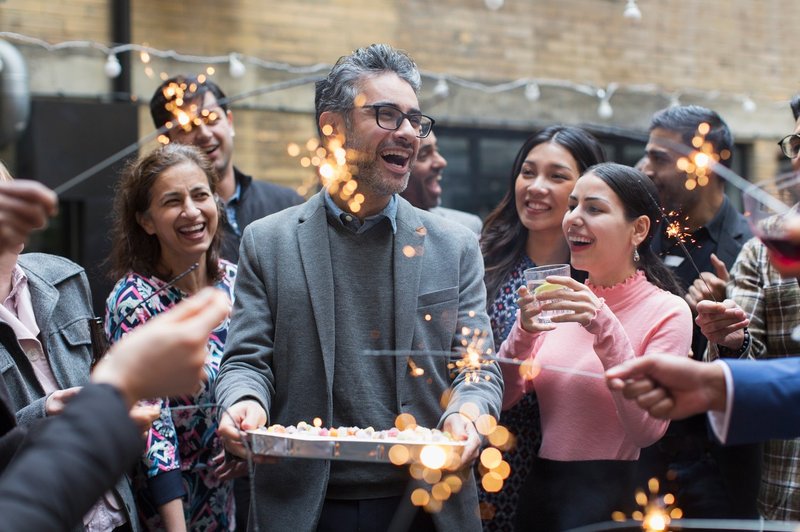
<box><xmin>612</xmin><ymin>477</ymin><xmax>682</xmax><ymax>531</ymax></box>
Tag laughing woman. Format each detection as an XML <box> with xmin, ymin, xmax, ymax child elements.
<box><xmin>479</xmin><ymin>126</ymin><xmax>605</xmax><ymax>530</ymax></box>
<box><xmin>105</xmin><ymin>143</ymin><xmax>237</xmax><ymax>531</ymax></box>
<box><xmin>498</xmin><ymin>163</ymin><xmax>692</xmax><ymax>531</ymax></box>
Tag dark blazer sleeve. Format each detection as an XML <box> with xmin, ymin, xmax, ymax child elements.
<box><xmin>0</xmin><ymin>383</ymin><xmax>143</xmax><ymax>530</ymax></box>
<box><xmin>724</xmin><ymin>358</ymin><xmax>800</xmax><ymax>444</ymax></box>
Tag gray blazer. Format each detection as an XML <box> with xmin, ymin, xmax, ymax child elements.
<box><xmin>0</xmin><ymin>252</ymin><xmax>139</xmax><ymax>531</ymax></box>
<box><xmin>216</xmin><ymin>193</ymin><xmax>503</xmax><ymax>532</ymax></box>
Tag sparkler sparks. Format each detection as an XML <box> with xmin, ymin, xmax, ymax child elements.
<box><xmin>612</xmin><ymin>477</ymin><xmax>682</xmax><ymax>531</ymax></box>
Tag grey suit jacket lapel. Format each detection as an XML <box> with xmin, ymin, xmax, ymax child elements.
<box><xmin>394</xmin><ymin>199</ymin><xmax>425</xmax><ymax>352</ymax></box>
<box><xmin>297</xmin><ymin>194</ymin><xmax>337</xmax><ymax>390</ymax></box>
<box><xmin>22</xmin><ymin>271</ymin><xmax>63</xmax><ymax>388</ymax></box>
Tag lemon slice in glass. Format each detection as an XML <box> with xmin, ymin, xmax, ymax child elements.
<box><xmin>533</xmin><ymin>282</ymin><xmax>562</xmax><ymax>296</ymax></box>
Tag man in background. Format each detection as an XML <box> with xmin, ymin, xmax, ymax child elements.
<box><xmin>638</xmin><ymin>104</ymin><xmax>758</xmax><ymax>519</ymax></box>
<box><xmin>401</xmin><ymin>131</ymin><xmax>482</xmax><ymax>234</ymax></box>
<box><xmin>150</xmin><ymin>76</ymin><xmax>305</xmax><ymax>262</ymax></box>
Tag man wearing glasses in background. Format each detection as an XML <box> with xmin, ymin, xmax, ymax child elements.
<box><xmin>401</xmin><ymin>130</ymin><xmax>483</xmax><ymax>234</ymax></box>
<box><xmin>215</xmin><ymin>44</ymin><xmax>502</xmax><ymax>532</ymax></box>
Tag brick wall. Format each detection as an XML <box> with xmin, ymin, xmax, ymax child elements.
<box><xmin>3</xmin><ymin>0</ymin><xmax>799</xmax><ymax>186</ymax></box>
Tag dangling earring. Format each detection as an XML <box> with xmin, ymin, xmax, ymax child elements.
<box><xmin>633</xmin><ymin>248</ymin><xmax>640</xmax><ymax>262</ymax></box>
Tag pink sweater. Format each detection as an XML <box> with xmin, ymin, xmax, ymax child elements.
<box><xmin>498</xmin><ymin>270</ymin><xmax>692</xmax><ymax>461</ymax></box>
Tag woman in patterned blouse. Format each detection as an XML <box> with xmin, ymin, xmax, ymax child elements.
<box><xmin>104</xmin><ymin>143</ymin><xmax>238</xmax><ymax>531</ymax></box>
<box><xmin>478</xmin><ymin>126</ymin><xmax>605</xmax><ymax>530</ymax></box>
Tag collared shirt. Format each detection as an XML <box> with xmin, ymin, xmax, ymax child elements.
<box><xmin>707</xmin><ymin>360</ymin><xmax>733</xmax><ymax>444</ymax></box>
<box><xmin>705</xmin><ymin>236</ymin><xmax>800</xmax><ymax>520</ymax></box>
<box><xmin>323</xmin><ymin>189</ymin><xmax>398</xmax><ymax>234</ymax></box>
<box><xmin>224</xmin><ymin>181</ymin><xmax>243</xmax><ymax>236</ymax></box>
<box><xmin>0</xmin><ymin>266</ymin><xmax>58</xmax><ymax>395</ymax></box>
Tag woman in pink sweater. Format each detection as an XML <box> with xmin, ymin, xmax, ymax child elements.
<box><xmin>498</xmin><ymin>162</ymin><xmax>693</xmax><ymax>531</ymax></box>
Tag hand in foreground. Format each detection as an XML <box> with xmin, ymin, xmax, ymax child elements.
<box><xmin>45</xmin><ymin>386</ymin><xmax>82</xmax><ymax>416</ymax></box>
<box><xmin>685</xmin><ymin>254</ymin><xmax>729</xmax><ymax>312</ymax></box>
<box><xmin>217</xmin><ymin>400</ymin><xmax>268</xmax><ymax>460</ymax></box>
<box><xmin>695</xmin><ymin>299</ymin><xmax>749</xmax><ymax>350</ymax></box>
<box><xmin>91</xmin><ymin>287</ymin><xmax>231</xmax><ymax>408</ymax></box>
<box><xmin>129</xmin><ymin>402</ymin><xmax>162</xmax><ymax>434</ymax></box>
<box><xmin>534</xmin><ymin>275</ymin><xmax>602</xmax><ymax>327</ymax></box>
<box><xmin>212</xmin><ymin>450</ymin><xmax>250</xmax><ymax>481</ymax></box>
<box><xmin>442</xmin><ymin>412</ymin><xmax>481</xmax><ymax>470</ymax></box>
<box><xmin>0</xmin><ymin>180</ymin><xmax>58</xmax><ymax>252</ymax></box>
<box><xmin>605</xmin><ymin>355</ymin><xmax>727</xmax><ymax>420</ymax></box>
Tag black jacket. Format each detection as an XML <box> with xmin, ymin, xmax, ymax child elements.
<box><xmin>220</xmin><ymin>168</ymin><xmax>305</xmax><ymax>262</ymax></box>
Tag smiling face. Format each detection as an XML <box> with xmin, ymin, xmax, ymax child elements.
<box><xmin>402</xmin><ymin>131</ymin><xmax>447</xmax><ymax>210</ymax></box>
<box><xmin>563</xmin><ymin>172</ymin><xmax>648</xmax><ymax>285</ymax></box>
<box><xmin>322</xmin><ymin>72</ymin><xmax>420</xmax><ymax>215</ymax></box>
<box><xmin>514</xmin><ymin>141</ymin><xmax>581</xmax><ymax>236</ymax></box>
<box><xmin>136</xmin><ymin>161</ymin><xmax>219</xmax><ymax>272</ymax></box>
<box><xmin>167</xmin><ymin>91</ymin><xmax>235</xmax><ymax>182</ymax></box>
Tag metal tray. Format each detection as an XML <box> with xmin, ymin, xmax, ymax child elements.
<box><xmin>245</xmin><ymin>429</ymin><xmax>466</xmax><ymax>463</ymax></box>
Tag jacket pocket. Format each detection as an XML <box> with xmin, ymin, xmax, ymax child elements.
<box><xmin>58</xmin><ymin>319</ymin><xmax>92</xmax><ymax>347</ymax></box>
<box><xmin>417</xmin><ymin>286</ymin><xmax>459</xmax><ymax>309</ymax></box>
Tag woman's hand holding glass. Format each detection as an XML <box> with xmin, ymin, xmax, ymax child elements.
<box><xmin>527</xmin><ymin>275</ymin><xmax>603</xmax><ymax>328</ymax></box>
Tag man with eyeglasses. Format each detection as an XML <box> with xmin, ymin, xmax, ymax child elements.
<box><xmin>215</xmin><ymin>44</ymin><xmax>502</xmax><ymax>532</ymax></box>
<box><xmin>401</xmin><ymin>131</ymin><xmax>483</xmax><ymax>234</ymax></box>
<box><xmin>149</xmin><ymin>76</ymin><xmax>305</xmax><ymax>263</ymax></box>
<box><xmin>695</xmin><ymin>95</ymin><xmax>800</xmax><ymax>521</ymax></box>
<box><xmin>638</xmin><ymin>105</ymin><xmax>759</xmax><ymax>521</ymax></box>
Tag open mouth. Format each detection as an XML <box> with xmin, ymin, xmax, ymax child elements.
<box><xmin>567</xmin><ymin>233</ymin><xmax>593</xmax><ymax>249</ymax></box>
<box><xmin>525</xmin><ymin>200</ymin><xmax>550</xmax><ymax>213</ymax></box>
<box><xmin>178</xmin><ymin>222</ymin><xmax>206</xmax><ymax>238</ymax></box>
<box><xmin>381</xmin><ymin>149</ymin><xmax>411</xmax><ymax>170</ymax></box>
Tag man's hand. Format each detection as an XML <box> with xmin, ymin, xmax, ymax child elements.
<box><xmin>217</xmin><ymin>400</ymin><xmax>268</xmax><ymax>460</ymax></box>
<box><xmin>685</xmin><ymin>254</ymin><xmax>729</xmax><ymax>312</ymax></box>
<box><xmin>44</xmin><ymin>386</ymin><xmax>82</xmax><ymax>416</ymax></box>
<box><xmin>0</xmin><ymin>180</ymin><xmax>58</xmax><ymax>252</ymax></box>
<box><xmin>92</xmin><ymin>287</ymin><xmax>231</xmax><ymax>407</ymax></box>
<box><xmin>695</xmin><ymin>299</ymin><xmax>749</xmax><ymax>350</ymax></box>
<box><xmin>606</xmin><ymin>355</ymin><xmax>727</xmax><ymax>420</ymax></box>
<box><xmin>442</xmin><ymin>412</ymin><xmax>480</xmax><ymax>470</ymax></box>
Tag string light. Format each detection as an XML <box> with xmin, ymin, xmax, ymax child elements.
<box><xmin>0</xmin><ymin>31</ymin><xmax>784</xmax><ymax>117</ymax></box>
<box><xmin>228</xmin><ymin>53</ymin><xmax>246</xmax><ymax>78</ymax></box>
<box><xmin>104</xmin><ymin>54</ymin><xmax>121</xmax><ymax>78</ymax></box>
<box><xmin>433</xmin><ymin>78</ymin><xmax>450</xmax><ymax>99</ymax></box>
<box><xmin>524</xmin><ymin>82</ymin><xmax>541</xmax><ymax>102</ymax></box>
<box><xmin>484</xmin><ymin>0</ymin><xmax>504</xmax><ymax>11</ymax></box>
<box><xmin>623</xmin><ymin>0</ymin><xmax>642</xmax><ymax>21</ymax></box>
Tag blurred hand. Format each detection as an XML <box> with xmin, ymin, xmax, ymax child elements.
<box><xmin>217</xmin><ymin>400</ymin><xmax>268</xmax><ymax>460</ymax></box>
<box><xmin>685</xmin><ymin>254</ymin><xmax>729</xmax><ymax>312</ymax></box>
<box><xmin>442</xmin><ymin>412</ymin><xmax>480</xmax><ymax>470</ymax></box>
<box><xmin>129</xmin><ymin>402</ymin><xmax>161</xmax><ymax>434</ymax></box>
<box><xmin>91</xmin><ymin>287</ymin><xmax>231</xmax><ymax>407</ymax></box>
<box><xmin>606</xmin><ymin>355</ymin><xmax>727</xmax><ymax>419</ymax></box>
<box><xmin>212</xmin><ymin>450</ymin><xmax>250</xmax><ymax>481</ymax></box>
<box><xmin>0</xmin><ymin>180</ymin><xmax>58</xmax><ymax>252</ymax></box>
<box><xmin>695</xmin><ymin>299</ymin><xmax>749</xmax><ymax>351</ymax></box>
<box><xmin>45</xmin><ymin>386</ymin><xmax>82</xmax><ymax>416</ymax></box>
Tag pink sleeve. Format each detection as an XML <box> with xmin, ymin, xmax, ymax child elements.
<box><xmin>584</xmin><ymin>299</ymin><xmax>692</xmax><ymax>447</ymax></box>
<box><xmin>497</xmin><ymin>311</ymin><xmax>545</xmax><ymax>411</ymax></box>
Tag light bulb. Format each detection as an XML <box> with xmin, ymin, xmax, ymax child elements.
<box><xmin>433</xmin><ymin>78</ymin><xmax>449</xmax><ymax>98</ymax></box>
<box><xmin>485</xmin><ymin>0</ymin><xmax>504</xmax><ymax>10</ymax></box>
<box><xmin>229</xmin><ymin>54</ymin><xmax>246</xmax><ymax>78</ymax></box>
<box><xmin>623</xmin><ymin>0</ymin><xmax>642</xmax><ymax>21</ymax></box>
<box><xmin>598</xmin><ymin>100</ymin><xmax>614</xmax><ymax>119</ymax></box>
<box><xmin>742</xmin><ymin>96</ymin><xmax>757</xmax><ymax>113</ymax></box>
<box><xmin>524</xmin><ymin>82</ymin><xmax>541</xmax><ymax>102</ymax></box>
<box><xmin>104</xmin><ymin>54</ymin><xmax>122</xmax><ymax>78</ymax></box>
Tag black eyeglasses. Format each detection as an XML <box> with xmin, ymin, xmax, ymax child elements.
<box><xmin>363</xmin><ymin>105</ymin><xmax>435</xmax><ymax>138</ymax></box>
<box><xmin>778</xmin><ymin>133</ymin><xmax>800</xmax><ymax>159</ymax></box>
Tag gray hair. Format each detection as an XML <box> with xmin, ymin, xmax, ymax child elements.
<box><xmin>314</xmin><ymin>44</ymin><xmax>421</xmax><ymax>131</ymax></box>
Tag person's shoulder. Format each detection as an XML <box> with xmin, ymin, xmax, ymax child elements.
<box><xmin>431</xmin><ymin>207</ymin><xmax>482</xmax><ymax>234</ymax></box>
<box><xmin>18</xmin><ymin>252</ymin><xmax>85</xmax><ymax>284</ymax></box>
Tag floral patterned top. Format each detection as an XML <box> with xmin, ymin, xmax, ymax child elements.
<box><xmin>104</xmin><ymin>260</ymin><xmax>237</xmax><ymax>531</ymax></box>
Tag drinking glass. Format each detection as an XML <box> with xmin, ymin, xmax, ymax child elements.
<box><xmin>742</xmin><ymin>171</ymin><xmax>800</xmax><ymax>269</ymax></box>
<box><xmin>523</xmin><ymin>264</ymin><xmax>571</xmax><ymax>324</ymax></box>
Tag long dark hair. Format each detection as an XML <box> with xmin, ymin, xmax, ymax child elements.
<box><xmin>108</xmin><ymin>143</ymin><xmax>222</xmax><ymax>282</ymax></box>
<box><xmin>481</xmin><ymin>126</ymin><xmax>606</xmax><ymax>304</ymax></box>
<box><xmin>587</xmin><ymin>162</ymin><xmax>684</xmax><ymax>296</ymax></box>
